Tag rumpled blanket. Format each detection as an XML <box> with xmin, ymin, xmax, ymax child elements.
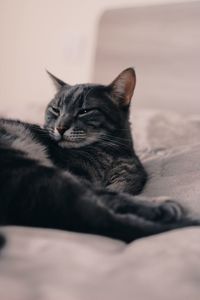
<box><xmin>1</xmin><ymin>109</ymin><xmax>200</xmax><ymax>300</ymax></box>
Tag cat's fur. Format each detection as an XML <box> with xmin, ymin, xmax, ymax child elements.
<box><xmin>0</xmin><ymin>68</ymin><xmax>197</xmax><ymax>242</ymax></box>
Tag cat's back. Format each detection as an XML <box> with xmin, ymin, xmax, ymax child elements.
<box><xmin>0</xmin><ymin>118</ymin><xmax>52</xmax><ymax>167</ymax></box>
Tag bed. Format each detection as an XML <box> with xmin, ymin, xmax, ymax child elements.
<box><xmin>1</xmin><ymin>1</ymin><xmax>200</xmax><ymax>300</ymax></box>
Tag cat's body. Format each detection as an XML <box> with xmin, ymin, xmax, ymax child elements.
<box><xmin>0</xmin><ymin>116</ymin><xmax>145</xmax><ymax>192</ymax></box>
<box><xmin>0</xmin><ymin>68</ymin><xmax>197</xmax><ymax>242</ymax></box>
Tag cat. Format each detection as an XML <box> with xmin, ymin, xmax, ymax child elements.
<box><xmin>0</xmin><ymin>68</ymin><xmax>197</xmax><ymax>243</ymax></box>
<box><xmin>44</xmin><ymin>68</ymin><xmax>147</xmax><ymax>194</ymax></box>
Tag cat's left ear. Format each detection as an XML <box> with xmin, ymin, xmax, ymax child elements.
<box><xmin>108</xmin><ymin>68</ymin><xmax>136</xmax><ymax>107</ymax></box>
<box><xmin>46</xmin><ymin>70</ymin><xmax>70</xmax><ymax>91</ymax></box>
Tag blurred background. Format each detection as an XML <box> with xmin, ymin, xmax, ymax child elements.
<box><xmin>0</xmin><ymin>0</ymin><xmax>199</xmax><ymax>123</ymax></box>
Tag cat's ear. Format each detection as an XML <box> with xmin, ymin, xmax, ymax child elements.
<box><xmin>46</xmin><ymin>70</ymin><xmax>70</xmax><ymax>90</ymax></box>
<box><xmin>108</xmin><ymin>68</ymin><xmax>136</xmax><ymax>107</ymax></box>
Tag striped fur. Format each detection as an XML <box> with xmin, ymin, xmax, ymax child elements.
<box><xmin>0</xmin><ymin>68</ymin><xmax>197</xmax><ymax>242</ymax></box>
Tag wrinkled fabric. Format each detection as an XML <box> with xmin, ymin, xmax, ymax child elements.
<box><xmin>1</xmin><ymin>109</ymin><xmax>200</xmax><ymax>300</ymax></box>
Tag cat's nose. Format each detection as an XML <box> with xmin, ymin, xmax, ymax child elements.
<box><xmin>57</xmin><ymin>127</ymin><xmax>66</xmax><ymax>136</ymax></box>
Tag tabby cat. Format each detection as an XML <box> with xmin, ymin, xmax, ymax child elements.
<box><xmin>0</xmin><ymin>68</ymin><xmax>196</xmax><ymax>242</ymax></box>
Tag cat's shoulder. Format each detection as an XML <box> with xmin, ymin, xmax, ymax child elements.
<box><xmin>0</xmin><ymin>117</ymin><xmax>49</xmax><ymax>140</ymax></box>
<box><xmin>0</xmin><ymin>117</ymin><xmax>40</xmax><ymax>129</ymax></box>
<box><xmin>0</xmin><ymin>118</ymin><xmax>53</xmax><ymax>167</ymax></box>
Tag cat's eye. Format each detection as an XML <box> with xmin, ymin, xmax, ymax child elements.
<box><xmin>78</xmin><ymin>109</ymin><xmax>89</xmax><ymax>115</ymax></box>
<box><xmin>50</xmin><ymin>106</ymin><xmax>60</xmax><ymax>116</ymax></box>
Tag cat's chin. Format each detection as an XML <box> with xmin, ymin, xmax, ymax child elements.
<box><xmin>58</xmin><ymin>139</ymin><xmax>94</xmax><ymax>149</ymax></box>
<box><xmin>55</xmin><ymin>133</ymin><xmax>100</xmax><ymax>149</ymax></box>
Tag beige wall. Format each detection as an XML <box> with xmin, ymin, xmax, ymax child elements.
<box><xmin>0</xmin><ymin>0</ymin><xmax>191</xmax><ymax>122</ymax></box>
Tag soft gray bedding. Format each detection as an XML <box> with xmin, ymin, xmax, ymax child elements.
<box><xmin>1</xmin><ymin>109</ymin><xmax>200</xmax><ymax>300</ymax></box>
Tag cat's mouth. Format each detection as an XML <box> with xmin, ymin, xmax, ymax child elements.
<box><xmin>50</xmin><ymin>128</ymin><xmax>98</xmax><ymax>148</ymax></box>
<box><xmin>58</xmin><ymin>133</ymin><xmax>87</xmax><ymax>148</ymax></box>
<box><xmin>64</xmin><ymin>135</ymin><xmax>86</xmax><ymax>142</ymax></box>
<box><xmin>58</xmin><ymin>134</ymin><xmax>99</xmax><ymax>149</ymax></box>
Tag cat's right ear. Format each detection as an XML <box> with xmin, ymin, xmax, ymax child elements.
<box><xmin>108</xmin><ymin>68</ymin><xmax>136</xmax><ymax>107</ymax></box>
<box><xmin>46</xmin><ymin>70</ymin><xmax>70</xmax><ymax>91</ymax></box>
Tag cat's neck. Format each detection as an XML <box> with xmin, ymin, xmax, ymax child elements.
<box><xmin>57</xmin><ymin>139</ymin><xmax>134</xmax><ymax>163</ymax></box>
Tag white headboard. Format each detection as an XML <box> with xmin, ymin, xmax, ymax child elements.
<box><xmin>93</xmin><ymin>1</ymin><xmax>200</xmax><ymax>114</ymax></box>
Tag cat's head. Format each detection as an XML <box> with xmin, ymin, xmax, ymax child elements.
<box><xmin>44</xmin><ymin>68</ymin><xmax>136</xmax><ymax>149</ymax></box>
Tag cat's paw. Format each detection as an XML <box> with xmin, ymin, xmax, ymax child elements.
<box><xmin>108</xmin><ymin>195</ymin><xmax>185</xmax><ymax>223</ymax></box>
<box><xmin>155</xmin><ymin>199</ymin><xmax>184</xmax><ymax>223</ymax></box>
<box><xmin>100</xmin><ymin>191</ymin><xmax>186</xmax><ymax>224</ymax></box>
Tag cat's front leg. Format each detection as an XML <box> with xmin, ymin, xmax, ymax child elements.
<box><xmin>86</xmin><ymin>190</ymin><xmax>199</xmax><ymax>242</ymax></box>
<box><xmin>97</xmin><ymin>191</ymin><xmax>184</xmax><ymax>224</ymax></box>
<box><xmin>106</xmin><ymin>156</ymin><xmax>147</xmax><ymax>195</ymax></box>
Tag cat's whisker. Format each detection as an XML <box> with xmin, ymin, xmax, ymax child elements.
<box><xmin>100</xmin><ymin>136</ymin><xmax>131</xmax><ymax>148</ymax></box>
<box><xmin>98</xmin><ymin>138</ymin><xmax>129</xmax><ymax>154</ymax></box>
<box><xmin>102</xmin><ymin>134</ymin><xmax>132</xmax><ymax>142</ymax></box>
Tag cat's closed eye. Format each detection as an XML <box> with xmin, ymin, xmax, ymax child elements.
<box><xmin>78</xmin><ymin>109</ymin><xmax>90</xmax><ymax>115</ymax></box>
<box><xmin>78</xmin><ymin>108</ymin><xmax>101</xmax><ymax>116</ymax></box>
<box><xmin>49</xmin><ymin>106</ymin><xmax>60</xmax><ymax>116</ymax></box>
